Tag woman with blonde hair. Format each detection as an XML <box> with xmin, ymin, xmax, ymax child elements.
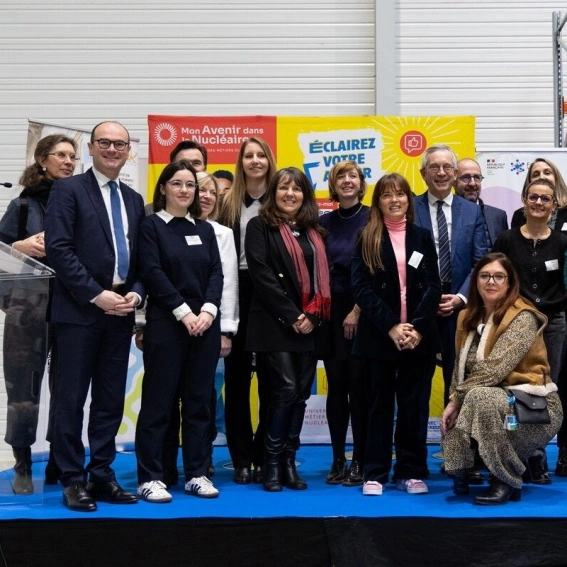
<box><xmin>511</xmin><ymin>158</ymin><xmax>567</xmax><ymax>230</ymax></box>
<box><xmin>218</xmin><ymin>137</ymin><xmax>277</xmax><ymax>484</ymax></box>
<box><xmin>320</xmin><ymin>161</ymin><xmax>370</xmax><ymax>487</ymax></box>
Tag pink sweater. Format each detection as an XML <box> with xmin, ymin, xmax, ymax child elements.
<box><xmin>384</xmin><ymin>216</ymin><xmax>407</xmax><ymax>323</ymax></box>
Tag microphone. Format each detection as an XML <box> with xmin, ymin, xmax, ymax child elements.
<box><xmin>1</xmin><ymin>182</ymin><xmax>12</xmax><ymax>188</ymax></box>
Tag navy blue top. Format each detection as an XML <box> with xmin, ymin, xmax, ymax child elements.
<box><xmin>138</xmin><ymin>214</ymin><xmax>223</xmax><ymax>315</ymax></box>
<box><xmin>319</xmin><ymin>204</ymin><xmax>369</xmax><ymax>294</ymax></box>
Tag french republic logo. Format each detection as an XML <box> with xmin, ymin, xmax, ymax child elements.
<box><xmin>400</xmin><ymin>130</ymin><xmax>426</xmax><ymax>157</ymax></box>
<box><xmin>154</xmin><ymin>122</ymin><xmax>178</xmax><ymax>146</ymax></box>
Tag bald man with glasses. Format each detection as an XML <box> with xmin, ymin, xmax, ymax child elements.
<box><xmin>454</xmin><ymin>158</ymin><xmax>508</xmax><ymax>251</ymax></box>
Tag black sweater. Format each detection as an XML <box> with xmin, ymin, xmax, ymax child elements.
<box><xmin>138</xmin><ymin>213</ymin><xmax>223</xmax><ymax>316</ymax></box>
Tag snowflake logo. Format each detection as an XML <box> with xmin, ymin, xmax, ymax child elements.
<box><xmin>510</xmin><ymin>159</ymin><xmax>525</xmax><ymax>175</ymax></box>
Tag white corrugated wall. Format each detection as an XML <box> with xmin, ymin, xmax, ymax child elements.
<box><xmin>397</xmin><ymin>0</ymin><xmax>567</xmax><ymax>147</ymax></box>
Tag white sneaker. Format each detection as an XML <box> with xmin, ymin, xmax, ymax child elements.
<box><xmin>185</xmin><ymin>476</ymin><xmax>219</xmax><ymax>499</ymax></box>
<box><xmin>137</xmin><ymin>480</ymin><xmax>172</xmax><ymax>503</ymax></box>
<box><xmin>362</xmin><ymin>481</ymin><xmax>383</xmax><ymax>496</ymax></box>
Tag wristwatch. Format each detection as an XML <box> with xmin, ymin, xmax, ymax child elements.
<box><xmin>221</xmin><ymin>332</ymin><xmax>235</xmax><ymax>339</ymax></box>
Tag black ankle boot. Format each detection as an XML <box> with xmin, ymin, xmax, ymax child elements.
<box><xmin>452</xmin><ymin>474</ymin><xmax>470</xmax><ymax>496</ymax></box>
<box><xmin>12</xmin><ymin>447</ymin><xmax>33</xmax><ymax>495</ymax></box>
<box><xmin>263</xmin><ymin>463</ymin><xmax>282</xmax><ymax>492</ymax></box>
<box><xmin>524</xmin><ymin>455</ymin><xmax>551</xmax><ymax>485</ymax></box>
<box><xmin>325</xmin><ymin>458</ymin><xmax>347</xmax><ymax>484</ymax></box>
<box><xmin>282</xmin><ymin>455</ymin><xmax>307</xmax><ymax>490</ymax></box>
<box><xmin>474</xmin><ymin>477</ymin><xmax>521</xmax><ymax>506</ymax></box>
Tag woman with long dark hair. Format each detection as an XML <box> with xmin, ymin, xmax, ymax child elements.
<box><xmin>245</xmin><ymin>167</ymin><xmax>330</xmax><ymax>492</ymax></box>
<box><xmin>352</xmin><ymin>173</ymin><xmax>441</xmax><ymax>496</ymax></box>
<box><xmin>441</xmin><ymin>252</ymin><xmax>562</xmax><ymax>505</ymax></box>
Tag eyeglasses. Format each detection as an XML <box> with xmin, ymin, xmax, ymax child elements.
<box><xmin>526</xmin><ymin>193</ymin><xmax>554</xmax><ymax>204</ymax></box>
<box><xmin>167</xmin><ymin>180</ymin><xmax>197</xmax><ymax>190</ymax></box>
<box><xmin>48</xmin><ymin>152</ymin><xmax>80</xmax><ymax>162</ymax></box>
<box><xmin>458</xmin><ymin>174</ymin><xmax>484</xmax><ymax>183</ymax></box>
<box><xmin>426</xmin><ymin>164</ymin><xmax>455</xmax><ymax>173</ymax></box>
<box><xmin>93</xmin><ymin>138</ymin><xmax>129</xmax><ymax>151</ymax></box>
<box><xmin>478</xmin><ymin>272</ymin><xmax>508</xmax><ymax>284</ymax></box>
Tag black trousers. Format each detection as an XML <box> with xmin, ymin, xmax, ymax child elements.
<box><xmin>223</xmin><ymin>271</ymin><xmax>271</xmax><ymax>469</ymax></box>
<box><xmin>136</xmin><ymin>310</ymin><xmax>220</xmax><ymax>483</ymax></box>
<box><xmin>260</xmin><ymin>351</ymin><xmax>317</xmax><ymax>464</ymax></box>
<box><xmin>323</xmin><ymin>357</ymin><xmax>368</xmax><ymax>463</ymax></box>
<box><xmin>364</xmin><ymin>355</ymin><xmax>433</xmax><ymax>484</ymax></box>
<box><xmin>51</xmin><ymin>316</ymin><xmax>132</xmax><ymax>486</ymax></box>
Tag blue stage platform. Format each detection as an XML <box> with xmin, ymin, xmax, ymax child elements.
<box><xmin>1</xmin><ymin>445</ymin><xmax>567</xmax><ymax>566</ymax></box>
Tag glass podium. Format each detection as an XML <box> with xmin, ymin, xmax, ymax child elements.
<box><xmin>0</xmin><ymin>242</ymin><xmax>53</xmax><ymax>505</ymax></box>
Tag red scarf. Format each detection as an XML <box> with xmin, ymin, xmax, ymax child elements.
<box><xmin>279</xmin><ymin>223</ymin><xmax>331</xmax><ymax>320</ymax></box>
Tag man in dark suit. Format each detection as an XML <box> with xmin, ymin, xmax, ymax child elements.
<box><xmin>454</xmin><ymin>158</ymin><xmax>508</xmax><ymax>250</ymax></box>
<box><xmin>414</xmin><ymin>145</ymin><xmax>488</xmax><ymax>408</ymax></box>
<box><xmin>45</xmin><ymin>121</ymin><xmax>145</xmax><ymax>512</ymax></box>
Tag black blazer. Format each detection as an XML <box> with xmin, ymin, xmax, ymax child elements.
<box><xmin>351</xmin><ymin>223</ymin><xmax>441</xmax><ymax>360</ymax></box>
<box><xmin>45</xmin><ymin>168</ymin><xmax>145</xmax><ymax>325</ymax></box>
<box><xmin>244</xmin><ymin>216</ymin><xmax>326</xmax><ymax>352</ymax></box>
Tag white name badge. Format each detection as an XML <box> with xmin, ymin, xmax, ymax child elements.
<box><xmin>562</xmin><ymin>223</ymin><xmax>567</xmax><ymax>231</ymax></box>
<box><xmin>185</xmin><ymin>235</ymin><xmax>203</xmax><ymax>246</ymax></box>
<box><xmin>408</xmin><ymin>251</ymin><xmax>424</xmax><ymax>269</ymax></box>
<box><xmin>545</xmin><ymin>259</ymin><xmax>559</xmax><ymax>271</ymax></box>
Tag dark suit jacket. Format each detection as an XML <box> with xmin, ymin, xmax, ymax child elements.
<box><xmin>351</xmin><ymin>223</ymin><xmax>441</xmax><ymax>360</ymax></box>
<box><xmin>479</xmin><ymin>199</ymin><xmax>508</xmax><ymax>248</ymax></box>
<box><xmin>244</xmin><ymin>216</ymin><xmax>325</xmax><ymax>352</ymax></box>
<box><xmin>413</xmin><ymin>192</ymin><xmax>488</xmax><ymax>297</ymax></box>
<box><xmin>45</xmin><ymin>168</ymin><xmax>145</xmax><ymax>325</ymax></box>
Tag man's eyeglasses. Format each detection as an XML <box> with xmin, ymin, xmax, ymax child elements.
<box><xmin>48</xmin><ymin>152</ymin><xmax>80</xmax><ymax>162</ymax></box>
<box><xmin>458</xmin><ymin>174</ymin><xmax>484</xmax><ymax>184</ymax></box>
<box><xmin>526</xmin><ymin>193</ymin><xmax>554</xmax><ymax>204</ymax></box>
<box><xmin>93</xmin><ymin>139</ymin><xmax>129</xmax><ymax>151</ymax></box>
<box><xmin>426</xmin><ymin>164</ymin><xmax>455</xmax><ymax>173</ymax></box>
<box><xmin>478</xmin><ymin>272</ymin><xmax>508</xmax><ymax>284</ymax></box>
<box><xmin>167</xmin><ymin>180</ymin><xmax>197</xmax><ymax>190</ymax></box>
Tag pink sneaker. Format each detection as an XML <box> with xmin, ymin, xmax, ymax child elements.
<box><xmin>396</xmin><ymin>479</ymin><xmax>428</xmax><ymax>494</ymax></box>
<box><xmin>362</xmin><ymin>481</ymin><xmax>383</xmax><ymax>496</ymax></box>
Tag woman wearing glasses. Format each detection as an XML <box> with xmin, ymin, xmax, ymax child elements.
<box><xmin>135</xmin><ymin>161</ymin><xmax>223</xmax><ymax>503</ymax></box>
<box><xmin>493</xmin><ymin>179</ymin><xmax>567</xmax><ymax>483</ymax></box>
<box><xmin>441</xmin><ymin>253</ymin><xmax>561</xmax><ymax>505</ymax></box>
<box><xmin>510</xmin><ymin>158</ymin><xmax>567</xmax><ymax>233</ymax></box>
<box><xmin>0</xmin><ymin>134</ymin><xmax>78</xmax><ymax>494</ymax></box>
